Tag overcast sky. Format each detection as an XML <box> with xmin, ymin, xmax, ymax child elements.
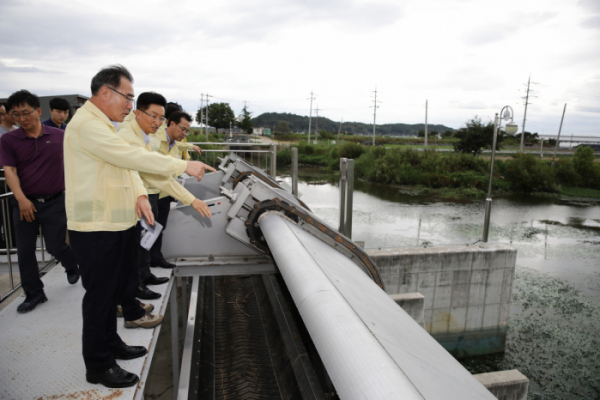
<box><xmin>1</xmin><ymin>0</ymin><xmax>599</xmax><ymax>135</ymax></box>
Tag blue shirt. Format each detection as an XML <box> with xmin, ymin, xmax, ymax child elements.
<box><xmin>166</xmin><ymin>130</ymin><xmax>175</xmax><ymax>151</ymax></box>
<box><xmin>42</xmin><ymin>118</ymin><xmax>66</xmax><ymax>130</ymax></box>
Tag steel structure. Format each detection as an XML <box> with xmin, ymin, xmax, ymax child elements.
<box><xmin>163</xmin><ymin>153</ymin><xmax>496</xmax><ymax>399</ymax></box>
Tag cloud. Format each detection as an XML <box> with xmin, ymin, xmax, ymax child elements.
<box><xmin>463</xmin><ymin>11</ymin><xmax>557</xmax><ymax>46</ymax></box>
<box><xmin>581</xmin><ymin>15</ymin><xmax>600</xmax><ymax>30</ymax></box>
<box><xmin>0</xmin><ymin>62</ymin><xmax>63</xmax><ymax>74</ymax></box>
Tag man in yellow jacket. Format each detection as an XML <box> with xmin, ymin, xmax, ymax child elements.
<box><xmin>149</xmin><ymin>109</ymin><xmax>201</xmax><ymax>268</ymax></box>
<box><xmin>117</xmin><ymin>93</ymin><xmax>212</xmax><ymax>303</ymax></box>
<box><xmin>64</xmin><ymin>65</ymin><xmax>211</xmax><ymax>389</ymax></box>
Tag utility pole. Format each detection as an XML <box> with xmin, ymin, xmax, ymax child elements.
<box><xmin>337</xmin><ymin>118</ymin><xmax>344</xmax><ymax>142</ymax></box>
<box><xmin>551</xmin><ymin>104</ymin><xmax>567</xmax><ymax>167</ymax></box>
<box><xmin>315</xmin><ymin>106</ymin><xmax>321</xmax><ymax>140</ymax></box>
<box><xmin>520</xmin><ymin>74</ymin><xmax>538</xmax><ymax>153</ymax></box>
<box><xmin>371</xmin><ymin>87</ymin><xmax>380</xmax><ymax>146</ymax></box>
<box><xmin>199</xmin><ymin>93</ymin><xmax>213</xmax><ymax>141</ymax></box>
<box><xmin>307</xmin><ymin>91</ymin><xmax>316</xmax><ymax>144</ymax></box>
<box><xmin>424</xmin><ymin>100</ymin><xmax>428</xmax><ymax>149</ymax></box>
<box><xmin>199</xmin><ymin>94</ymin><xmax>204</xmax><ymax>139</ymax></box>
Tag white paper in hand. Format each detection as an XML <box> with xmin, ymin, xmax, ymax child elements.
<box><xmin>140</xmin><ymin>217</ymin><xmax>163</xmax><ymax>251</ymax></box>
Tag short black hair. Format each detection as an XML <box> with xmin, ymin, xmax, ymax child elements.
<box><xmin>90</xmin><ymin>64</ymin><xmax>134</xmax><ymax>95</ymax></box>
<box><xmin>168</xmin><ymin>110</ymin><xmax>192</xmax><ymax>127</ymax></box>
<box><xmin>49</xmin><ymin>97</ymin><xmax>70</xmax><ymax>111</ymax></box>
<box><xmin>165</xmin><ymin>102</ymin><xmax>183</xmax><ymax>119</ymax></box>
<box><xmin>136</xmin><ymin>92</ymin><xmax>166</xmax><ymax>112</ymax></box>
<box><xmin>7</xmin><ymin>90</ymin><xmax>40</xmax><ymax>110</ymax></box>
<box><xmin>0</xmin><ymin>101</ymin><xmax>8</xmax><ymax>111</ymax></box>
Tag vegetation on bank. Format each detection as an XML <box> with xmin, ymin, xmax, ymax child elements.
<box><xmin>276</xmin><ymin>143</ymin><xmax>600</xmax><ymax>198</ymax></box>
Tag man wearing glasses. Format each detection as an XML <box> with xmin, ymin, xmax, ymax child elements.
<box><xmin>149</xmin><ymin>110</ymin><xmax>201</xmax><ymax>269</ymax></box>
<box><xmin>64</xmin><ymin>65</ymin><xmax>211</xmax><ymax>388</ymax></box>
<box><xmin>117</xmin><ymin>92</ymin><xmax>212</xmax><ymax>306</ymax></box>
<box><xmin>0</xmin><ymin>101</ymin><xmax>19</xmax><ymax>136</ymax></box>
<box><xmin>0</xmin><ymin>90</ymin><xmax>80</xmax><ymax>313</ymax></box>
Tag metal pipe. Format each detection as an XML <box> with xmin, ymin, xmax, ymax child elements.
<box><xmin>482</xmin><ymin>113</ymin><xmax>498</xmax><ymax>243</ymax></box>
<box><xmin>40</xmin><ymin>226</ymin><xmax>45</xmax><ymax>263</ymax></box>
<box><xmin>181</xmin><ymin>277</ymin><xmax>187</xmax><ymax>328</ymax></box>
<box><xmin>345</xmin><ymin>159</ymin><xmax>354</xmax><ymax>239</ymax></box>
<box><xmin>291</xmin><ymin>148</ymin><xmax>298</xmax><ymax>196</ymax></box>
<box><xmin>551</xmin><ymin>103</ymin><xmax>567</xmax><ymax>167</ymax></box>
<box><xmin>270</xmin><ymin>143</ymin><xmax>277</xmax><ymax>179</ymax></box>
<box><xmin>338</xmin><ymin>158</ymin><xmax>347</xmax><ymax>235</ymax></box>
<box><xmin>259</xmin><ymin>214</ymin><xmax>423</xmax><ymax>399</ymax></box>
<box><xmin>177</xmin><ymin>276</ymin><xmax>200</xmax><ymax>400</ymax></box>
<box><xmin>424</xmin><ymin>100</ymin><xmax>428</xmax><ymax>150</ymax></box>
<box><xmin>170</xmin><ymin>280</ymin><xmax>180</xmax><ymax>400</ymax></box>
<box><xmin>1</xmin><ymin>198</ymin><xmax>13</xmax><ymax>290</ymax></box>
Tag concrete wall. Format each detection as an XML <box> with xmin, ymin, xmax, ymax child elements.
<box><xmin>367</xmin><ymin>243</ymin><xmax>516</xmax><ymax>357</ymax></box>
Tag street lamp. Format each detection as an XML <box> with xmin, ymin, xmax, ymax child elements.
<box><xmin>482</xmin><ymin>106</ymin><xmax>518</xmax><ymax>243</ymax></box>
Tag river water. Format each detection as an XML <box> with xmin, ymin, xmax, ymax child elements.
<box><xmin>280</xmin><ymin>169</ymin><xmax>600</xmax><ymax>400</ymax></box>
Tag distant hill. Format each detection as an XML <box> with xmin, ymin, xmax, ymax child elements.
<box><xmin>251</xmin><ymin>112</ymin><xmax>454</xmax><ymax>136</ymax></box>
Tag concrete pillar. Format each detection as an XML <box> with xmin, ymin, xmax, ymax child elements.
<box><xmin>474</xmin><ymin>370</ymin><xmax>529</xmax><ymax>400</ymax></box>
<box><xmin>390</xmin><ymin>293</ymin><xmax>425</xmax><ymax>328</ymax></box>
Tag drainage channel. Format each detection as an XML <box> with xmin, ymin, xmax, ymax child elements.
<box><xmin>185</xmin><ymin>274</ymin><xmax>331</xmax><ymax>400</ymax></box>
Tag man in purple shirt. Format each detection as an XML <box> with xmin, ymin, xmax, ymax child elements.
<box><xmin>41</xmin><ymin>97</ymin><xmax>70</xmax><ymax>130</ymax></box>
<box><xmin>0</xmin><ymin>90</ymin><xmax>79</xmax><ymax>313</ymax></box>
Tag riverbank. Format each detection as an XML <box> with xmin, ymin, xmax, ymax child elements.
<box><xmin>276</xmin><ymin>143</ymin><xmax>600</xmax><ymax>199</ymax></box>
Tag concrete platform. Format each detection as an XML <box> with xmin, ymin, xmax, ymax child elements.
<box><xmin>0</xmin><ymin>264</ymin><xmax>173</xmax><ymax>400</ymax></box>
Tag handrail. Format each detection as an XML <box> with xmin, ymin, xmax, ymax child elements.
<box><xmin>186</xmin><ymin>142</ymin><xmax>279</xmax><ymax>179</ymax></box>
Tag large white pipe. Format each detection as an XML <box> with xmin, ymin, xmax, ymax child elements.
<box><xmin>260</xmin><ymin>213</ymin><xmax>422</xmax><ymax>399</ymax></box>
<box><xmin>259</xmin><ymin>213</ymin><xmax>496</xmax><ymax>400</ymax></box>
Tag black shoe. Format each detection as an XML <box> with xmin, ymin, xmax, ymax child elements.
<box><xmin>111</xmin><ymin>343</ymin><xmax>147</xmax><ymax>360</ymax></box>
<box><xmin>66</xmin><ymin>268</ymin><xmax>80</xmax><ymax>285</ymax></box>
<box><xmin>135</xmin><ymin>284</ymin><xmax>161</xmax><ymax>300</ymax></box>
<box><xmin>17</xmin><ymin>292</ymin><xmax>48</xmax><ymax>313</ymax></box>
<box><xmin>145</xmin><ymin>274</ymin><xmax>169</xmax><ymax>286</ymax></box>
<box><xmin>151</xmin><ymin>259</ymin><xmax>176</xmax><ymax>269</ymax></box>
<box><xmin>86</xmin><ymin>365</ymin><xmax>139</xmax><ymax>388</ymax></box>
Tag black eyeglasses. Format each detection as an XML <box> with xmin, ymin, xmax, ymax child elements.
<box><xmin>11</xmin><ymin>109</ymin><xmax>37</xmax><ymax>119</ymax></box>
<box><xmin>178</xmin><ymin>125</ymin><xmax>190</xmax><ymax>134</ymax></box>
<box><xmin>107</xmin><ymin>87</ymin><xmax>135</xmax><ymax>105</ymax></box>
<box><xmin>140</xmin><ymin>110</ymin><xmax>166</xmax><ymax>123</ymax></box>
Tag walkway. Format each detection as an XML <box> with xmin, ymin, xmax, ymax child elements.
<box><xmin>0</xmin><ymin>265</ymin><xmax>173</xmax><ymax>400</ymax></box>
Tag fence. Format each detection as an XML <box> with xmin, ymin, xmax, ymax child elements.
<box><xmin>188</xmin><ymin>141</ymin><xmax>278</xmax><ymax>178</ymax></box>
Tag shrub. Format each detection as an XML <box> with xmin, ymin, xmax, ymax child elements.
<box><xmin>572</xmin><ymin>146</ymin><xmax>600</xmax><ymax>188</ymax></box>
<box><xmin>299</xmin><ymin>142</ymin><xmax>314</xmax><ymax>155</ymax></box>
<box><xmin>503</xmin><ymin>154</ymin><xmax>558</xmax><ymax>193</ymax></box>
<box><xmin>277</xmin><ymin>148</ymin><xmax>292</xmax><ymax>166</ymax></box>
<box><xmin>554</xmin><ymin>158</ymin><xmax>581</xmax><ymax>187</ymax></box>
<box><xmin>338</xmin><ymin>142</ymin><xmax>364</xmax><ymax>160</ymax></box>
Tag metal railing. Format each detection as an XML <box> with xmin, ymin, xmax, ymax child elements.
<box><xmin>188</xmin><ymin>141</ymin><xmax>277</xmax><ymax>178</ymax></box>
<box><xmin>0</xmin><ymin>178</ymin><xmax>55</xmax><ymax>304</ymax></box>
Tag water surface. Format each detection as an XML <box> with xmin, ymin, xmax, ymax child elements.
<box><xmin>281</xmin><ymin>172</ymin><xmax>600</xmax><ymax>399</ymax></box>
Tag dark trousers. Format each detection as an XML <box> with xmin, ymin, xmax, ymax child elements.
<box><xmin>139</xmin><ymin>194</ymin><xmax>159</xmax><ymax>282</ymax></box>
<box><xmin>69</xmin><ymin>227</ymin><xmax>144</xmax><ymax>373</ymax></box>
<box><xmin>150</xmin><ymin>196</ymin><xmax>172</xmax><ymax>263</ymax></box>
<box><xmin>11</xmin><ymin>193</ymin><xmax>77</xmax><ymax>296</ymax></box>
<box><xmin>120</xmin><ymin>222</ymin><xmax>146</xmax><ymax>322</ymax></box>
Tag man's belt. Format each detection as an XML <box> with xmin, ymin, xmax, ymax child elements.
<box><xmin>26</xmin><ymin>191</ymin><xmax>64</xmax><ymax>203</ymax></box>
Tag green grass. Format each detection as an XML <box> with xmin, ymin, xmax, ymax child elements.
<box><xmin>559</xmin><ymin>187</ymin><xmax>600</xmax><ymax>198</ymax></box>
